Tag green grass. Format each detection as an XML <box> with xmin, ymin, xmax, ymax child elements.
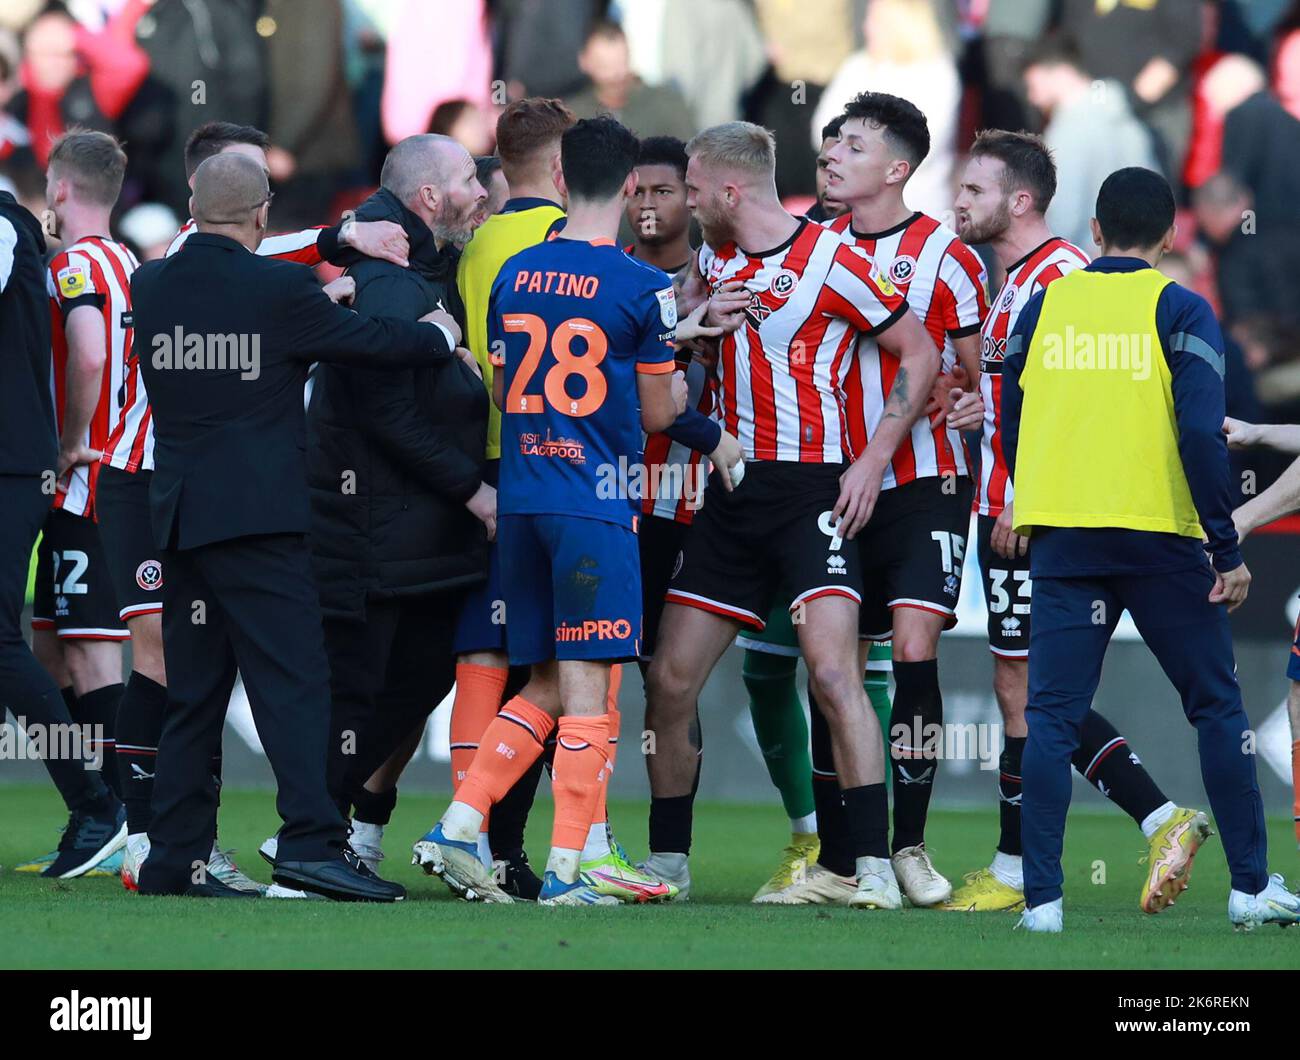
<box><xmin>2</xmin><ymin>783</ymin><xmax>1297</xmax><ymax>969</ymax></box>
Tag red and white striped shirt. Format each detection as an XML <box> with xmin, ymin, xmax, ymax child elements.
<box><xmin>698</xmin><ymin>219</ymin><xmax>907</xmax><ymax>464</ymax></box>
<box><xmin>974</xmin><ymin>236</ymin><xmax>1089</xmax><ymax>517</ymax></box>
<box><xmin>641</xmin><ymin>356</ymin><xmax>715</xmax><ymax>525</ymax></box>
<box><xmin>103</xmin><ymin>220</ymin><xmax>328</xmax><ymax>474</ymax></box>
<box><xmin>48</xmin><ymin>236</ymin><xmax>139</xmax><ymax>516</ymax></box>
<box><xmin>832</xmin><ymin>212</ymin><xmax>989</xmax><ymax>489</ymax></box>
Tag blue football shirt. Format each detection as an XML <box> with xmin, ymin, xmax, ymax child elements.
<box><xmin>490</xmin><ymin>237</ymin><xmax>678</xmax><ymax>528</ymax></box>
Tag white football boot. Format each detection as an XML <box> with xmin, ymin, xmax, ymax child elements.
<box><xmin>1015</xmin><ymin>898</ymin><xmax>1064</xmax><ymax>933</ymax></box>
<box><xmin>1228</xmin><ymin>874</ymin><xmax>1300</xmax><ymax>930</ymax></box>
<box><xmin>848</xmin><ymin>857</ymin><xmax>902</xmax><ymax>910</ymax></box>
<box><xmin>636</xmin><ymin>852</ymin><xmax>691</xmax><ymax>901</ymax></box>
<box><xmin>891</xmin><ymin>843</ymin><xmax>952</xmax><ymax>906</ymax></box>
<box><xmin>755</xmin><ymin>862</ymin><xmax>856</xmax><ymax>905</ymax></box>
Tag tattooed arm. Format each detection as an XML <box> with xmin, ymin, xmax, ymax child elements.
<box><xmin>834</xmin><ymin>307</ymin><xmax>941</xmax><ymax>537</ymax></box>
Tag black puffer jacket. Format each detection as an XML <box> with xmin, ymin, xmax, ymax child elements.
<box><xmin>307</xmin><ymin>188</ymin><xmax>489</xmax><ymax>620</ymax></box>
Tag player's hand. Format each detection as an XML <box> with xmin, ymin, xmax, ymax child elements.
<box><xmin>322</xmin><ymin>276</ymin><xmax>355</xmax><ymax>305</ymax></box>
<box><xmin>834</xmin><ymin>457</ymin><xmax>884</xmax><ymax>540</ymax></box>
<box><xmin>1209</xmin><ymin>561</ymin><xmax>1251</xmax><ymax>612</ymax></box>
<box><xmin>705</xmin><ymin>281</ymin><xmax>750</xmax><ymax>332</ymax></box>
<box><xmin>456</xmin><ymin>347</ymin><xmax>482</xmax><ymax>380</ymax></box>
<box><xmin>1221</xmin><ymin>416</ymin><xmax>1259</xmax><ymax>450</ymax></box>
<box><xmin>991</xmin><ymin>502</ymin><xmax>1028</xmax><ymax>559</ymax></box>
<box><xmin>420</xmin><ymin>307</ymin><xmax>463</xmax><ymax>347</ymax></box>
<box><xmin>343</xmin><ymin>219</ymin><xmax>409</xmax><ymax>268</ymax></box>
<box><xmin>465</xmin><ymin>481</ymin><xmax>497</xmax><ymax>542</ymax></box>
<box><xmin>1232</xmin><ymin>507</ymin><xmax>1254</xmax><ymax>545</ymax></box>
<box><xmin>670</xmin><ymin>370</ymin><xmax>689</xmax><ymax>416</ymax></box>
<box><xmin>709</xmin><ymin>430</ymin><xmax>743</xmax><ymax>492</ymax></box>
<box><xmin>943</xmin><ymin>389</ymin><xmax>984</xmax><ymax>432</ymax></box>
<box><xmin>56</xmin><ymin>443</ymin><xmax>103</xmax><ymax>485</ymax></box>
<box><xmin>674</xmin><ymin>300</ymin><xmax>725</xmax><ymax>347</ymax></box>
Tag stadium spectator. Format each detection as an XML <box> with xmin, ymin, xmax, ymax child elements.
<box><xmin>1276</xmin><ymin>1</ymin><xmax>1300</xmax><ymax>119</ymax></box>
<box><xmin>653</xmin><ymin>0</ymin><xmax>767</xmax><ymax>130</ymax></box>
<box><xmin>495</xmin><ymin>0</ymin><xmax>604</xmax><ymax>100</ymax></box>
<box><xmin>812</xmin><ymin>0</ymin><xmax>960</xmax><ymax>219</ymax></box>
<box><xmin>307</xmin><ymin>134</ymin><xmax>492</xmax><ymax>845</ymax></box>
<box><xmin>1057</xmin><ymin>0</ymin><xmax>1202</xmax><ymax>184</ymax></box>
<box><xmin>1023</xmin><ymin>37</ymin><xmax>1160</xmax><ymax>255</ymax></box>
<box><xmin>261</xmin><ymin>0</ymin><xmax>361</xmax><ymax>231</ymax></box>
<box><xmin>381</xmin><ymin>0</ymin><xmax>492</xmax><ymax>146</ymax></box>
<box><xmin>975</xmin><ymin>0</ymin><xmax>1052</xmax><ymax>133</ymax></box>
<box><xmin>1193</xmin><ymin>171</ymin><xmax>1300</xmax><ymax>335</ymax></box>
<box><xmin>748</xmin><ymin>0</ymin><xmax>856</xmax><ymax>197</ymax></box>
<box><xmin>1202</xmin><ymin>54</ymin><xmax>1300</xmax><ymax>233</ymax></box>
<box><xmin>131</xmin><ymin>0</ymin><xmax>267</xmax><ymax>215</ymax></box>
<box><xmin>567</xmin><ymin>20</ymin><xmax>696</xmax><ymax>141</ymax></box>
<box><xmin>429</xmin><ymin>99</ymin><xmax>495</xmax><ymax>157</ymax></box>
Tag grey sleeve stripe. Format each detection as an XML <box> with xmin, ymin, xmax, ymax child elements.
<box><xmin>1171</xmin><ymin>330</ymin><xmax>1224</xmax><ymax>380</ymax></box>
<box><xmin>1005</xmin><ymin>334</ymin><xmax>1023</xmax><ymax>356</ymax></box>
<box><xmin>0</xmin><ymin>216</ymin><xmax>16</xmax><ymax>294</ymax></box>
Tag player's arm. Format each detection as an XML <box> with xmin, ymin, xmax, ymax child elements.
<box><xmin>1235</xmin><ymin>451</ymin><xmax>1300</xmax><ymax>541</ymax></box>
<box><xmin>58</xmin><ymin>304</ymin><xmax>109</xmax><ymax>479</ymax></box>
<box><xmin>0</xmin><ymin>216</ymin><xmax>16</xmax><ymax>293</ymax></box>
<box><xmin>1000</xmin><ymin>290</ymin><xmax>1039</xmax><ymax>487</ymax></box>
<box><xmin>638</xmin><ymin>369</ymin><xmax>686</xmax><ymax>434</ymax></box>
<box><xmin>275</xmin><ymin>263</ymin><xmax>456</xmax><ymax>366</ymax></box>
<box><xmin>1162</xmin><ymin>289</ymin><xmax>1249</xmax><ymax>608</ymax></box>
<box><xmin>934</xmin><ymin>244</ymin><xmax>987</xmax><ymax>431</ymax></box>
<box><xmin>1222</xmin><ymin>418</ymin><xmax>1300</xmax><ymax>455</ymax></box>
<box><xmin>258</xmin><ymin>218</ymin><xmax>410</xmax><ymax>269</ymax></box>
<box><xmin>836</xmin><ymin>306</ymin><xmax>941</xmax><ymax>534</ymax></box>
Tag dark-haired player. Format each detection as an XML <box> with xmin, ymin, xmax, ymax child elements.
<box><xmin>808</xmin><ymin>116</ymin><xmax>847</xmax><ymax>224</ymax></box>
<box><xmin>945</xmin><ymin>129</ymin><xmax>1208</xmax><ymax>913</ymax></box>
<box><xmin>761</xmin><ymin>93</ymin><xmax>987</xmax><ymax>908</ymax></box>
<box><xmin>415</xmin><ymin>117</ymin><xmax>730</xmax><ymax>905</ymax></box>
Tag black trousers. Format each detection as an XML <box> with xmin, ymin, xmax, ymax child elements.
<box><xmin>0</xmin><ymin>474</ymin><xmax>106</xmax><ymax>812</ymax></box>
<box><xmin>323</xmin><ymin>593</ymin><xmax>461</xmax><ymax>817</ymax></box>
<box><xmin>139</xmin><ymin>532</ymin><xmax>345</xmax><ymax>892</ymax></box>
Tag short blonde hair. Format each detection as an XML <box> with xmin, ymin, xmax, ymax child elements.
<box><xmin>686</xmin><ymin>122</ymin><xmax>776</xmax><ymax>179</ymax></box>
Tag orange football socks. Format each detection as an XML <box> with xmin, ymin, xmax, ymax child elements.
<box><xmin>455</xmin><ymin>696</ymin><xmax>554</xmax><ymax>817</ymax></box>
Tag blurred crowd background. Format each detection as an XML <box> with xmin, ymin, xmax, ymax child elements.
<box><xmin>1</xmin><ymin>0</ymin><xmax>1297</xmax><ymax>441</ymax></box>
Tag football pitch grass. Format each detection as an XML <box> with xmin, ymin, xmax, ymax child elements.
<box><xmin>2</xmin><ymin>784</ymin><xmax>1298</xmax><ymax>970</ymax></box>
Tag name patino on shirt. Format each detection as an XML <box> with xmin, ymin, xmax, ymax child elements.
<box><xmin>150</xmin><ymin>325</ymin><xmax>261</xmax><ymax>381</ymax></box>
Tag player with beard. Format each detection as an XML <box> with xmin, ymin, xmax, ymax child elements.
<box><xmin>944</xmin><ymin>129</ymin><xmax>1208</xmax><ymax>913</ymax></box>
<box><xmin>760</xmin><ymin>93</ymin><xmax>986</xmax><ymax>908</ymax></box>
<box><xmin>305</xmin><ymin>134</ymin><xmax>493</xmax><ymax>884</ymax></box>
<box><xmin>642</xmin><ymin>122</ymin><xmax>938</xmax><ymax>907</ymax></box>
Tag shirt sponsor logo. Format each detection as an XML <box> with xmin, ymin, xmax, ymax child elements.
<box><xmin>519</xmin><ymin>431</ymin><xmax>586</xmax><ymax>465</ymax></box>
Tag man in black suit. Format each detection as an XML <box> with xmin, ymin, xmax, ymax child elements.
<box><xmin>134</xmin><ymin>153</ymin><xmax>462</xmax><ymax>900</ymax></box>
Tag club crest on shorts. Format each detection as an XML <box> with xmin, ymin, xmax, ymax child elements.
<box><xmin>136</xmin><ymin>559</ymin><xmax>163</xmax><ymax>591</ymax></box>
<box><xmin>888</xmin><ymin>256</ymin><xmax>917</xmax><ymax>287</ymax></box>
<box><xmin>769</xmin><ymin>269</ymin><xmax>798</xmax><ymax>299</ymax></box>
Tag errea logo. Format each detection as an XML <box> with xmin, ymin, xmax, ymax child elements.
<box><xmin>50</xmin><ymin>992</ymin><xmax>151</xmax><ymax>1040</ymax></box>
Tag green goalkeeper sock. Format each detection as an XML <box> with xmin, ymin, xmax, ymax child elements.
<box><xmin>865</xmin><ymin>641</ymin><xmax>893</xmax><ymax>749</ymax></box>
<box><xmin>743</xmin><ymin>648</ymin><xmax>815</xmax><ymax>827</ymax></box>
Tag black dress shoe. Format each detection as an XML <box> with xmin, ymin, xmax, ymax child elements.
<box><xmin>139</xmin><ymin>877</ymin><xmax>258</xmax><ymax>898</ymax></box>
<box><xmin>273</xmin><ymin>857</ymin><xmax>406</xmax><ymax>903</ymax></box>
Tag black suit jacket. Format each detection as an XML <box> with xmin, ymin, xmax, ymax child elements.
<box><xmin>134</xmin><ymin>232</ymin><xmax>455</xmax><ymax>551</ymax></box>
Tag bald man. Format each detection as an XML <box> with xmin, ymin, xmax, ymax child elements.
<box><xmin>135</xmin><ymin>153</ymin><xmax>461</xmax><ymax>901</ymax></box>
<box><xmin>305</xmin><ymin>135</ymin><xmax>490</xmax><ymax>865</ymax></box>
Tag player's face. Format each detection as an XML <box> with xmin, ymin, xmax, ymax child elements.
<box><xmin>955</xmin><ymin>155</ymin><xmax>1012</xmax><ymax>245</ymax></box>
<box><xmin>472</xmin><ymin>168</ymin><xmax>509</xmax><ymax>227</ymax></box>
<box><xmin>627</xmin><ymin>163</ymin><xmax>688</xmax><ymax>248</ymax></box>
<box><xmin>822</xmin><ymin>118</ymin><xmax>897</xmax><ymax>205</ymax></box>
<box><xmin>815</xmin><ymin>136</ymin><xmax>846</xmax><ymax>218</ymax></box>
<box><xmin>685</xmin><ymin>155</ymin><xmax>735</xmax><ymax>250</ymax></box>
